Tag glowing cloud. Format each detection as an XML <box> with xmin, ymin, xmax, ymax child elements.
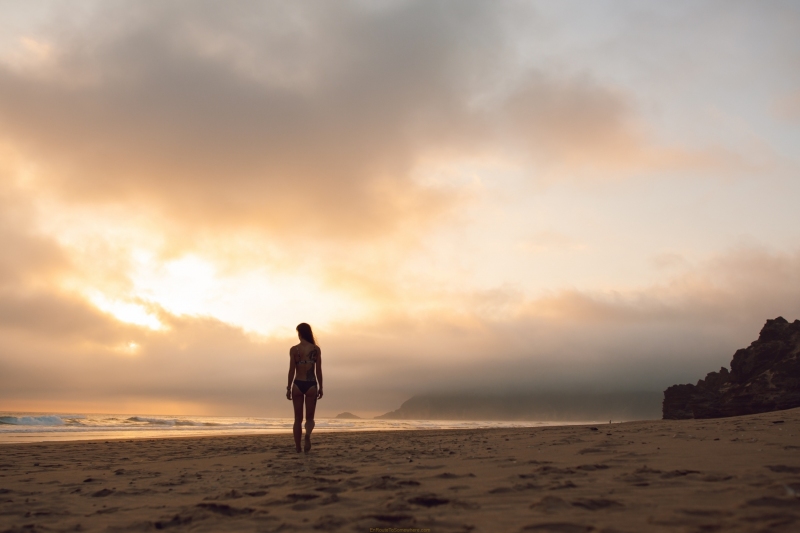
<box><xmin>0</xmin><ymin>1</ymin><xmax>798</xmax><ymax>416</ymax></box>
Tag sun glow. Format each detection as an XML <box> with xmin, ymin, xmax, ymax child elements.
<box><xmin>124</xmin><ymin>252</ymin><xmax>369</xmax><ymax>337</ymax></box>
<box><xmin>113</xmin><ymin>341</ymin><xmax>140</xmax><ymax>356</ymax></box>
<box><xmin>88</xmin><ymin>293</ymin><xmax>163</xmax><ymax>330</ymax></box>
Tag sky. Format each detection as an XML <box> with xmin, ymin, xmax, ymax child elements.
<box><xmin>1</xmin><ymin>0</ymin><xmax>799</xmax><ymax>417</ymax></box>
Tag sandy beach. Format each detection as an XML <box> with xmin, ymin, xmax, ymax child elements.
<box><xmin>1</xmin><ymin>408</ymin><xmax>799</xmax><ymax>532</ymax></box>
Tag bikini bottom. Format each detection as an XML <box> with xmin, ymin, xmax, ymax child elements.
<box><xmin>294</xmin><ymin>379</ymin><xmax>317</xmax><ymax>394</ymax></box>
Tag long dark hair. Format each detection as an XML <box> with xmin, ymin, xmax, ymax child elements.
<box><xmin>296</xmin><ymin>323</ymin><xmax>316</xmax><ymax>345</ymax></box>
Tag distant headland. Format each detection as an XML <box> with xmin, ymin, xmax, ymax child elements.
<box><xmin>375</xmin><ymin>391</ymin><xmax>661</xmax><ymax>421</ymax></box>
<box><xmin>335</xmin><ymin>412</ymin><xmax>362</xmax><ymax>419</ymax></box>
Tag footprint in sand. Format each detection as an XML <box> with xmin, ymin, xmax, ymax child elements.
<box><xmin>362</xmin><ymin>476</ymin><xmax>421</xmax><ymax>490</ymax></box>
<box><xmin>407</xmin><ymin>494</ymin><xmax>449</xmax><ymax>507</ymax></box>
<box><xmin>679</xmin><ymin>509</ymin><xmax>732</xmax><ymax>517</ymax></box>
<box><xmin>570</xmin><ymin>498</ymin><xmax>623</xmax><ymax>511</ymax></box>
<box><xmin>359</xmin><ymin>513</ymin><xmax>415</xmax><ymax>526</ymax></box>
<box><xmin>530</xmin><ymin>495</ymin><xmax>571</xmax><ymax>512</ymax></box>
<box><xmin>766</xmin><ymin>465</ymin><xmax>800</xmax><ymax>474</ymax></box>
<box><xmin>434</xmin><ymin>472</ymin><xmax>475</xmax><ymax>479</ymax></box>
<box><xmin>575</xmin><ymin>464</ymin><xmax>610</xmax><ymax>472</ymax></box>
<box><xmin>521</xmin><ymin>521</ymin><xmax>595</xmax><ymax>532</ymax></box>
<box><xmin>195</xmin><ymin>502</ymin><xmax>255</xmax><ymax>516</ymax></box>
<box><xmin>548</xmin><ymin>481</ymin><xmax>578</xmax><ymax>490</ymax></box>
<box><xmin>314</xmin><ymin>486</ymin><xmax>346</xmax><ymax>494</ymax></box>
<box><xmin>313</xmin><ymin>514</ymin><xmax>348</xmax><ymax>531</ymax></box>
<box><xmin>745</xmin><ymin>496</ymin><xmax>800</xmax><ymax>509</ymax></box>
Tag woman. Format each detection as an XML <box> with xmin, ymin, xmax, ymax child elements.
<box><xmin>286</xmin><ymin>323</ymin><xmax>323</xmax><ymax>453</ymax></box>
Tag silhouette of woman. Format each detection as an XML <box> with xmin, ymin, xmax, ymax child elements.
<box><xmin>286</xmin><ymin>323</ymin><xmax>323</xmax><ymax>452</ymax></box>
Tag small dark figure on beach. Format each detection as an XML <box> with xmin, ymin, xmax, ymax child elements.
<box><xmin>286</xmin><ymin>323</ymin><xmax>323</xmax><ymax>452</ymax></box>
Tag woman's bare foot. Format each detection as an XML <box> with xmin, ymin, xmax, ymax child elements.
<box><xmin>304</xmin><ymin>435</ymin><xmax>312</xmax><ymax>453</ymax></box>
<box><xmin>295</xmin><ymin>445</ymin><xmax>302</xmax><ymax>453</ymax></box>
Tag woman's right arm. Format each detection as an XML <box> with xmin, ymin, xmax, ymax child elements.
<box><xmin>286</xmin><ymin>349</ymin><xmax>295</xmax><ymax>400</ymax></box>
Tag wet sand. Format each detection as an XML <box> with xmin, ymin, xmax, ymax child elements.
<box><xmin>1</xmin><ymin>408</ymin><xmax>799</xmax><ymax>532</ymax></box>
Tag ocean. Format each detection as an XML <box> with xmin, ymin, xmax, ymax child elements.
<box><xmin>0</xmin><ymin>412</ymin><xmax>578</xmax><ymax>443</ymax></box>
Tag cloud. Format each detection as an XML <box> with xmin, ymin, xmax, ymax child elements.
<box><xmin>498</xmin><ymin>72</ymin><xmax>747</xmax><ymax>182</ymax></box>
<box><xmin>321</xmin><ymin>246</ymin><xmax>800</xmax><ymax>400</ymax></box>
<box><xmin>0</xmin><ymin>180</ymin><xmax>135</xmax><ymax>345</ymax></box>
<box><xmin>773</xmin><ymin>89</ymin><xmax>800</xmax><ymax>122</ymax></box>
<box><xmin>0</xmin><ymin>1</ymin><xmax>495</xmax><ymax>240</ymax></box>
<box><xmin>3</xmin><ymin>238</ymin><xmax>796</xmax><ymax>417</ymax></box>
<box><xmin>515</xmin><ymin>230</ymin><xmax>585</xmax><ymax>253</ymax></box>
<box><xmin>0</xmin><ymin>2</ymin><xmax>796</xmax><ymax>418</ymax></box>
<box><xmin>0</xmin><ymin>0</ymin><xmax>721</xmax><ymax>246</ymax></box>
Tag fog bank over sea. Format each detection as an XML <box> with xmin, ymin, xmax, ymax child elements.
<box><xmin>376</xmin><ymin>391</ymin><xmax>662</xmax><ymax>421</ymax></box>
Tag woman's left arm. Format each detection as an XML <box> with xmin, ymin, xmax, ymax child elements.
<box><xmin>316</xmin><ymin>350</ymin><xmax>323</xmax><ymax>399</ymax></box>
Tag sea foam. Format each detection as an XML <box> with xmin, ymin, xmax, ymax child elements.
<box><xmin>0</xmin><ymin>415</ymin><xmax>66</xmax><ymax>426</ymax></box>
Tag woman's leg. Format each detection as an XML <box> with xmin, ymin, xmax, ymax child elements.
<box><xmin>291</xmin><ymin>385</ymin><xmax>305</xmax><ymax>452</ymax></box>
<box><xmin>303</xmin><ymin>387</ymin><xmax>318</xmax><ymax>452</ymax></box>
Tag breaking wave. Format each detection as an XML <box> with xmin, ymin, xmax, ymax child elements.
<box><xmin>0</xmin><ymin>412</ymin><xmax>545</xmax><ymax>443</ymax></box>
<box><xmin>0</xmin><ymin>415</ymin><xmax>67</xmax><ymax>426</ymax></box>
<box><xmin>125</xmin><ymin>416</ymin><xmax>221</xmax><ymax>427</ymax></box>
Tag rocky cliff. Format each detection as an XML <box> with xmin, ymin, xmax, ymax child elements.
<box><xmin>663</xmin><ymin>317</ymin><xmax>800</xmax><ymax>419</ymax></box>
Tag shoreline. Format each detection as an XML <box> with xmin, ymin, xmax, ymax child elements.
<box><xmin>1</xmin><ymin>408</ymin><xmax>798</xmax><ymax>531</ymax></box>
<box><xmin>0</xmin><ymin>422</ymin><xmax>610</xmax><ymax>446</ymax></box>
<box><xmin>0</xmin><ymin>418</ymin><xmax>607</xmax><ymax>445</ymax></box>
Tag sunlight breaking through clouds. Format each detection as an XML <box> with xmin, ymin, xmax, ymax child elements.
<box><xmin>0</xmin><ymin>1</ymin><xmax>798</xmax><ymax>416</ymax></box>
<box><xmin>88</xmin><ymin>293</ymin><xmax>163</xmax><ymax>331</ymax></box>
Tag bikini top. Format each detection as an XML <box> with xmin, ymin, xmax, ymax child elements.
<box><xmin>295</xmin><ymin>347</ymin><xmax>319</xmax><ymax>366</ymax></box>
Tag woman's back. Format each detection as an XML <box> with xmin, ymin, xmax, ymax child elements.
<box><xmin>292</xmin><ymin>342</ymin><xmax>319</xmax><ymax>382</ymax></box>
